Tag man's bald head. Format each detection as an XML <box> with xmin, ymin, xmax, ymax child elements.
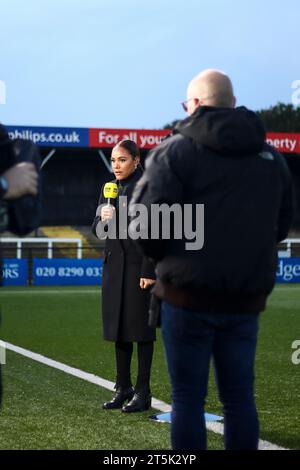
<box><xmin>186</xmin><ymin>69</ymin><xmax>236</xmax><ymax>115</ymax></box>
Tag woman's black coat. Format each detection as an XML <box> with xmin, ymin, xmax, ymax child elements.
<box><xmin>92</xmin><ymin>168</ymin><xmax>156</xmax><ymax>342</ymax></box>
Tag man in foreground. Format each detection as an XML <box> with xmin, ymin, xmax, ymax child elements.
<box><xmin>130</xmin><ymin>69</ymin><xmax>294</xmax><ymax>449</ymax></box>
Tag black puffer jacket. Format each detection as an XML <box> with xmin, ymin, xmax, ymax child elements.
<box><xmin>130</xmin><ymin>106</ymin><xmax>294</xmax><ymax>313</ymax></box>
<box><xmin>0</xmin><ymin>123</ymin><xmax>10</xmax><ymax>175</ymax></box>
<box><xmin>0</xmin><ymin>123</ymin><xmax>9</xmax><ymax>145</ymax></box>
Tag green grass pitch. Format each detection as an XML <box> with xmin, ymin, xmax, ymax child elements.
<box><xmin>0</xmin><ymin>285</ymin><xmax>299</xmax><ymax>449</ymax></box>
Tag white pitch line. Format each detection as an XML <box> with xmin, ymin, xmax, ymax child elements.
<box><xmin>4</xmin><ymin>341</ymin><xmax>287</xmax><ymax>450</ymax></box>
<box><xmin>4</xmin><ymin>342</ymin><xmax>169</xmax><ymax>413</ymax></box>
<box><xmin>204</xmin><ymin>422</ymin><xmax>287</xmax><ymax>450</ymax></box>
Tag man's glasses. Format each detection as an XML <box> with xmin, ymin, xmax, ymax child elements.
<box><xmin>182</xmin><ymin>94</ymin><xmax>215</xmax><ymax>111</ymax></box>
<box><xmin>181</xmin><ymin>98</ymin><xmax>195</xmax><ymax>112</ymax></box>
<box><xmin>181</xmin><ymin>97</ymin><xmax>201</xmax><ymax>112</ymax></box>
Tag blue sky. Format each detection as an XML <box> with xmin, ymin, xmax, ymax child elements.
<box><xmin>0</xmin><ymin>0</ymin><xmax>299</xmax><ymax>128</ymax></box>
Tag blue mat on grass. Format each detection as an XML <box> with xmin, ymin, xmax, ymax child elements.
<box><xmin>150</xmin><ymin>412</ymin><xmax>223</xmax><ymax>423</ymax></box>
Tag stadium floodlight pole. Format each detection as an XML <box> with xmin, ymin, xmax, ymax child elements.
<box><xmin>98</xmin><ymin>149</ymin><xmax>114</xmax><ymax>173</ymax></box>
<box><xmin>40</xmin><ymin>149</ymin><xmax>56</xmax><ymax>169</ymax></box>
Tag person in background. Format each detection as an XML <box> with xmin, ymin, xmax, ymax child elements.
<box><xmin>0</xmin><ymin>122</ymin><xmax>39</xmax><ymax>406</ymax></box>
<box><xmin>92</xmin><ymin>140</ymin><xmax>156</xmax><ymax>413</ymax></box>
<box><xmin>130</xmin><ymin>69</ymin><xmax>294</xmax><ymax>449</ymax></box>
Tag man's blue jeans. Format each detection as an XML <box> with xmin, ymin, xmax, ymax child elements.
<box><xmin>161</xmin><ymin>301</ymin><xmax>260</xmax><ymax>450</ymax></box>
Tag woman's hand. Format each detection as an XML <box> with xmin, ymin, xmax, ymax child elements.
<box><xmin>101</xmin><ymin>205</ymin><xmax>115</xmax><ymax>221</ymax></box>
<box><xmin>140</xmin><ymin>278</ymin><xmax>155</xmax><ymax>289</ymax></box>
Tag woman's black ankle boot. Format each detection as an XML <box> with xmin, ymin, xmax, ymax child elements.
<box><xmin>122</xmin><ymin>389</ymin><xmax>152</xmax><ymax>413</ymax></box>
<box><xmin>102</xmin><ymin>386</ymin><xmax>134</xmax><ymax>410</ymax></box>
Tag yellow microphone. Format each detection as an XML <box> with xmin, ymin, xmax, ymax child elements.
<box><xmin>103</xmin><ymin>182</ymin><xmax>118</xmax><ymax>206</ymax></box>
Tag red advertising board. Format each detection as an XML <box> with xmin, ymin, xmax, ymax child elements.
<box><xmin>89</xmin><ymin>128</ymin><xmax>300</xmax><ymax>154</ymax></box>
<box><xmin>8</xmin><ymin>125</ymin><xmax>300</xmax><ymax>153</ymax></box>
<box><xmin>266</xmin><ymin>133</ymin><xmax>300</xmax><ymax>154</ymax></box>
<box><xmin>89</xmin><ymin>128</ymin><xmax>170</xmax><ymax>149</ymax></box>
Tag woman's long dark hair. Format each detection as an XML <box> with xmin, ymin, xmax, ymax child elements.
<box><xmin>115</xmin><ymin>139</ymin><xmax>140</xmax><ymax>159</ymax></box>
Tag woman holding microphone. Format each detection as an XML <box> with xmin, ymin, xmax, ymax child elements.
<box><xmin>92</xmin><ymin>140</ymin><xmax>156</xmax><ymax>413</ymax></box>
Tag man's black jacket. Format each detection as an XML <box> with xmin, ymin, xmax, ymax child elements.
<box><xmin>130</xmin><ymin>106</ymin><xmax>295</xmax><ymax>313</ymax></box>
